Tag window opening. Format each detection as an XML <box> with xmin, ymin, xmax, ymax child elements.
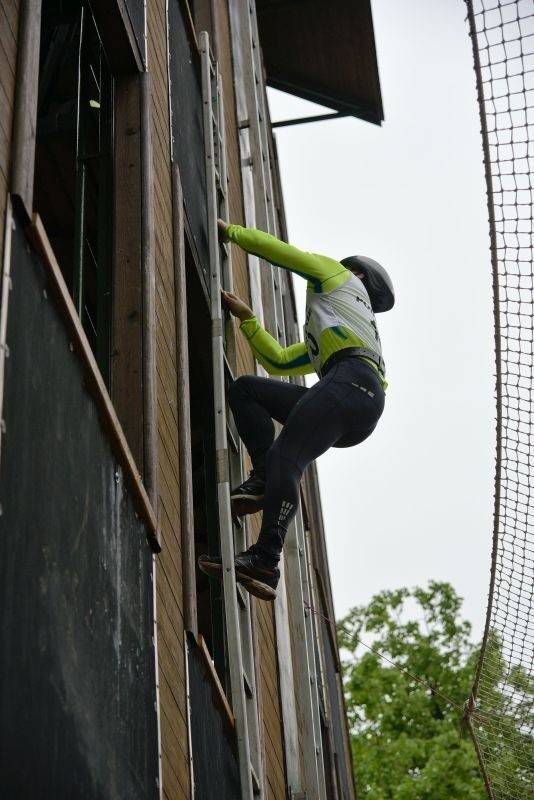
<box><xmin>35</xmin><ymin>0</ymin><xmax>114</xmax><ymax>385</ymax></box>
<box><xmin>186</xmin><ymin>241</ymin><xmax>227</xmax><ymax>685</ymax></box>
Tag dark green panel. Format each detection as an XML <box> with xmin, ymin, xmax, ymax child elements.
<box><xmin>188</xmin><ymin>641</ymin><xmax>240</xmax><ymax>799</ymax></box>
<box><xmin>0</xmin><ymin>216</ymin><xmax>159</xmax><ymax>799</ymax></box>
<box><xmin>168</xmin><ymin>0</ymin><xmax>209</xmax><ymax>275</ymax></box>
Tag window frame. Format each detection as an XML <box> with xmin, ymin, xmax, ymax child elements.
<box><xmin>13</xmin><ymin>0</ymin><xmax>155</xmax><ymax>486</ymax></box>
<box><xmin>7</xmin><ymin>0</ymin><xmax>163</xmax><ymax>788</ymax></box>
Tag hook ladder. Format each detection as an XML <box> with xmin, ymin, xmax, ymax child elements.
<box><xmin>227</xmin><ymin>2</ymin><xmax>327</xmax><ymax>797</ymax></box>
<box><xmin>200</xmin><ymin>31</ymin><xmax>264</xmax><ymax>800</ymax></box>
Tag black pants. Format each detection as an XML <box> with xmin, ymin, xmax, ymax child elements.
<box><xmin>228</xmin><ymin>356</ymin><xmax>385</xmax><ymax>565</ymax></box>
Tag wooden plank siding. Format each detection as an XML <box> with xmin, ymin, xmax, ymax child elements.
<box><xmin>0</xmin><ymin>1</ymin><xmax>368</xmax><ymax>796</ymax></box>
<box><xmin>258</xmin><ymin>604</ymin><xmax>288</xmax><ymax>800</ymax></box>
<box><xmin>147</xmin><ymin>1</ymin><xmax>190</xmax><ymax>798</ymax></box>
<box><xmin>148</xmin><ymin>0</ymin><xmax>299</xmax><ymax>795</ymax></box>
<box><xmin>0</xmin><ymin>0</ymin><xmax>19</xmax><ymax>261</ymax></box>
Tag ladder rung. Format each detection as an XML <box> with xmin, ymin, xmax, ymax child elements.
<box><xmin>226</xmin><ymin>418</ymin><xmax>239</xmax><ymax>454</ymax></box>
<box><xmin>223</xmin><ymin>350</ymin><xmax>236</xmax><ymax>383</ymax></box>
<box><xmin>243</xmin><ymin>668</ymin><xmax>254</xmax><ymax>698</ymax></box>
<box><xmin>236</xmin><ymin>582</ymin><xmax>248</xmax><ymax>608</ymax></box>
<box><xmin>231</xmin><ymin>508</ymin><xmax>243</xmax><ymax>531</ymax></box>
<box><xmin>251</xmin><ymin>765</ymin><xmax>261</xmax><ymax>795</ymax></box>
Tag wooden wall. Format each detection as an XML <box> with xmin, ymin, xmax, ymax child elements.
<box><xmin>147</xmin><ymin>2</ymin><xmax>189</xmax><ymax>798</ymax></box>
<box><xmin>0</xmin><ymin>0</ymin><xmax>19</xmax><ymax>257</ymax></box>
<box><xmin>0</xmin><ymin>2</ymin><xmax>316</xmax><ymax>798</ymax></box>
<box><xmin>147</xmin><ymin>0</ymin><xmax>287</xmax><ymax>794</ymax></box>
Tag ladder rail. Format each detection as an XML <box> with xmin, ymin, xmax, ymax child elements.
<box><xmin>200</xmin><ymin>31</ymin><xmax>264</xmax><ymax>799</ymax></box>
<box><xmin>201</xmin><ymin>32</ymin><xmax>253</xmax><ymax>800</ymax></box>
<box><xmin>215</xmin><ymin>47</ymin><xmax>265</xmax><ymax>798</ymax></box>
<box><xmin>242</xmin><ymin>0</ymin><xmax>284</xmax><ymax>344</ymax></box>
<box><xmin>228</xmin><ymin>3</ymin><xmax>328</xmax><ymax>797</ymax></box>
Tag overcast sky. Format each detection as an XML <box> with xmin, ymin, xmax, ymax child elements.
<box><xmin>267</xmin><ymin>0</ymin><xmax>495</xmax><ymax>640</ymax></box>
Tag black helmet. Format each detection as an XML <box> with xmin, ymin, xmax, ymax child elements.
<box><xmin>341</xmin><ymin>255</ymin><xmax>395</xmax><ymax>313</ymax></box>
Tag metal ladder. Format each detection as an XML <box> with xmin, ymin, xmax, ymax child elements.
<box><xmin>227</xmin><ymin>2</ymin><xmax>327</xmax><ymax>797</ymax></box>
<box><xmin>200</xmin><ymin>31</ymin><xmax>263</xmax><ymax>799</ymax></box>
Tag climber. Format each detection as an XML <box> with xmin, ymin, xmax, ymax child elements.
<box><xmin>198</xmin><ymin>220</ymin><xmax>394</xmax><ymax>600</ymax></box>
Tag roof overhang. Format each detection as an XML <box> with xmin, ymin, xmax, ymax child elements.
<box><xmin>257</xmin><ymin>0</ymin><xmax>384</xmax><ymax>125</ymax></box>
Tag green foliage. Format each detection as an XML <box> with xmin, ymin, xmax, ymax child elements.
<box><xmin>337</xmin><ymin>582</ymin><xmax>486</xmax><ymax>799</ymax></box>
<box><xmin>472</xmin><ymin>631</ymin><xmax>534</xmax><ymax>800</ymax></box>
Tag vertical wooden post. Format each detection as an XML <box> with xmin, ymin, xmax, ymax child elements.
<box><xmin>140</xmin><ymin>71</ymin><xmax>159</xmax><ymax>518</ymax></box>
<box><xmin>10</xmin><ymin>0</ymin><xmax>42</xmax><ymax>215</ymax></box>
<box><xmin>0</xmin><ymin>197</ymin><xmax>13</xmax><ymax>467</ymax></box>
<box><xmin>172</xmin><ymin>163</ymin><xmax>198</xmax><ymax>635</ymax></box>
<box><xmin>112</xmin><ymin>73</ymin><xmax>144</xmax><ymax>471</ymax></box>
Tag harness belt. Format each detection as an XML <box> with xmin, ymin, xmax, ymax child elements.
<box><xmin>320</xmin><ymin>347</ymin><xmax>386</xmax><ymax>378</ymax></box>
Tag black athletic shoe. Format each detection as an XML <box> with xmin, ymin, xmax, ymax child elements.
<box><xmin>230</xmin><ymin>471</ymin><xmax>266</xmax><ymax>517</ymax></box>
<box><xmin>198</xmin><ymin>547</ymin><xmax>279</xmax><ymax>602</ymax></box>
<box><xmin>235</xmin><ymin>550</ymin><xmax>279</xmax><ymax>601</ymax></box>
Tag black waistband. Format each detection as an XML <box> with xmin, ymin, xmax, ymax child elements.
<box><xmin>320</xmin><ymin>347</ymin><xmax>386</xmax><ymax>378</ymax></box>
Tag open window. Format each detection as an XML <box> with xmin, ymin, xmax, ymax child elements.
<box><xmin>35</xmin><ymin>1</ymin><xmax>114</xmax><ymax>384</ymax></box>
<box><xmin>33</xmin><ymin>0</ymin><xmax>146</xmax><ymax>473</ymax></box>
<box><xmin>185</xmin><ymin>238</ymin><xmax>229</xmax><ymax>683</ymax></box>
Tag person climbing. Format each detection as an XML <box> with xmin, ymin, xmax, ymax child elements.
<box><xmin>198</xmin><ymin>220</ymin><xmax>394</xmax><ymax>601</ymax></box>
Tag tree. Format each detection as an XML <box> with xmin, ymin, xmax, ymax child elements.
<box><xmin>337</xmin><ymin>582</ymin><xmax>486</xmax><ymax>799</ymax></box>
<box><xmin>470</xmin><ymin>629</ymin><xmax>534</xmax><ymax>800</ymax></box>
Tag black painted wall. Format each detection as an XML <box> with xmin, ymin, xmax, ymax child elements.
<box><xmin>0</xmin><ymin>217</ymin><xmax>159</xmax><ymax>799</ymax></box>
<box><xmin>187</xmin><ymin>643</ymin><xmax>240</xmax><ymax>799</ymax></box>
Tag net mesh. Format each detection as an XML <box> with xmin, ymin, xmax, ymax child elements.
<box><xmin>464</xmin><ymin>2</ymin><xmax>534</xmax><ymax>798</ymax></box>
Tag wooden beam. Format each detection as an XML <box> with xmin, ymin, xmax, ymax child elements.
<box><xmin>140</xmin><ymin>71</ymin><xmax>159</xmax><ymax>517</ymax></box>
<box><xmin>112</xmin><ymin>73</ymin><xmax>144</xmax><ymax>473</ymax></box>
<box><xmin>197</xmin><ymin>634</ymin><xmax>235</xmax><ymax>731</ymax></box>
<box><xmin>172</xmin><ymin>163</ymin><xmax>198</xmax><ymax>635</ymax></box>
<box><xmin>0</xmin><ymin>196</ymin><xmax>13</xmax><ymax>466</ymax></box>
<box><xmin>10</xmin><ymin>0</ymin><xmax>41</xmax><ymax>215</ymax></box>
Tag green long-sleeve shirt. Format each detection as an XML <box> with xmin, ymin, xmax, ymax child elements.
<box><xmin>227</xmin><ymin>224</ymin><xmax>385</xmax><ymax>384</ymax></box>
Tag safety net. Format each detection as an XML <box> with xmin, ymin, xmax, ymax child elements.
<box><xmin>464</xmin><ymin>2</ymin><xmax>534</xmax><ymax>798</ymax></box>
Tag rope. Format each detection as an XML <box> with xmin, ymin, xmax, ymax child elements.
<box><xmin>303</xmin><ymin>600</ymin><xmax>485</xmax><ymax>726</ymax></box>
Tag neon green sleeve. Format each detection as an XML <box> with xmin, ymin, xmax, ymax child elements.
<box><xmin>226</xmin><ymin>224</ymin><xmax>348</xmax><ymax>292</ymax></box>
<box><xmin>240</xmin><ymin>317</ymin><xmax>314</xmax><ymax>376</ymax></box>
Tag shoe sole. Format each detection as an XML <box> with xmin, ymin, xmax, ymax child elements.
<box><xmin>231</xmin><ymin>495</ymin><xmax>264</xmax><ymax>517</ymax></box>
<box><xmin>235</xmin><ymin>570</ymin><xmax>277</xmax><ymax>601</ymax></box>
<box><xmin>235</xmin><ymin>569</ymin><xmax>276</xmax><ymax>603</ymax></box>
<box><xmin>198</xmin><ymin>557</ymin><xmax>276</xmax><ymax>601</ymax></box>
<box><xmin>198</xmin><ymin>558</ymin><xmax>222</xmax><ymax>579</ymax></box>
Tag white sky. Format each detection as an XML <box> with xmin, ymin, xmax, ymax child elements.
<box><xmin>267</xmin><ymin>0</ymin><xmax>495</xmax><ymax>641</ymax></box>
